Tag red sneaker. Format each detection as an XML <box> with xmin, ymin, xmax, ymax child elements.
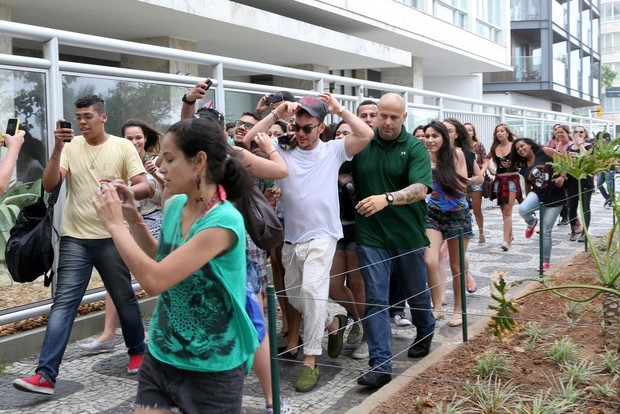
<box><xmin>525</xmin><ymin>218</ymin><xmax>538</xmax><ymax>239</ymax></box>
<box><xmin>543</xmin><ymin>262</ymin><xmax>550</xmax><ymax>271</ymax></box>
<box><xmin>127</xmin><ymin>354</ymin><xmax>143</xmax><ymax>374</ymax></box>
<box><xmin>13</xmin><ymin>373</ymin><xmax>54</xmax><ymax>395</ymax></box>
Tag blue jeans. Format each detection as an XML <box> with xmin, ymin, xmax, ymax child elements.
<box><xmin>355</xmin><ymin>245</ymin><xmax>434</xmax><ymax>373</ymax></box>
<box><xmin>518</xmin><ymin>193</ymin><xmax>562</xmax><ymax>263</ymax></box>
<box><xmin>37</xmin><ymin>237</ymin><xmax>146</xmax><ymax>385</ymax></box>
<box><xmin>598</xmin><ymin>170</ymin><xmax>615</xmax><ymax>201</ymax></box>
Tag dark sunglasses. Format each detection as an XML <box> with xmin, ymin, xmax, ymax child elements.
<box><xmin>289</xmin><ymin>123</ymin><xmax>320</xmax><ymax>134</ymax></box>
<box><xmin>234</xmin><ymin>120</ymin><xmax>255</xmax><ymax>129</ymax></box>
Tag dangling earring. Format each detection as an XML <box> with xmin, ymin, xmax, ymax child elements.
<box><xmin>195</xmin><ymin>175</ymin><xmax>204</xmax><ymax>204</ymax></box>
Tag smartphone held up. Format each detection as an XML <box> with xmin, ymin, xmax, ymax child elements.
<box><xmin>3</xmin><ymin>118</ymin><xmax>20</xmax><ymax>146</ymax></box>
<box><xmin>59</xmin><ymin>120</ymin><xmax>73</xmax><ymax>142</ymax></box>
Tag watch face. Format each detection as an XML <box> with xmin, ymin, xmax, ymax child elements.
<box><xmin>386</xmin><ymin>193</ymin><xmax>394</xmax><ymax>203</ymax></box>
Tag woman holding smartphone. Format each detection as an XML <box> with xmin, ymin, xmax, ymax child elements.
<box><xmin>93</xmin><ymin>117</ymin><xmax>257</xmax><ymax>413</ymax></box>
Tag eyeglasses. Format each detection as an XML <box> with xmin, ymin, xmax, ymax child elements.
<box><xmin>74</xmin><ymin>113</ymin><xmax>100</xmax><ymax>121</ymax></box>
<box><xmin>234</xmin><ymin>120</ymin><xmax>255</xmax><ymax>129</ymax></box>
<box><xmin>289</xmin><ymin>123</ymin><xmax>320</xmax><ymax>134</ymax></box>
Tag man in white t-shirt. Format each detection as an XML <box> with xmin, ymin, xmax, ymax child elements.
<box><xmin>243</xmin><ymin>93</ymin><xmax>373</xmax><ymax>392</ymax></box>
<box><xmin>13</xmin><ymin>95</ymin><xmax>151</xmax><ymax>396</ymax></box>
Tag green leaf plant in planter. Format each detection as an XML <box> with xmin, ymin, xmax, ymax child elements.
<box><xmin>489</xmin><ymin>138</ymin><xmax>620</xmax><ymax>351</ymax></box>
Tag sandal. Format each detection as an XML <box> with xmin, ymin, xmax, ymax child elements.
<box><xmin>432</xmin><ymin>309</ymin><xmax>445</xmax><ymax>321</ymax></box>
<box><xmin>466</xmin><ymin>272</ymin><xmax>477</xmax><ymax>294</ymax></box>
<box><xmin>448</xmin><ymin>314</ymin><xmax>462</xmax><ymax>327</ymax></box>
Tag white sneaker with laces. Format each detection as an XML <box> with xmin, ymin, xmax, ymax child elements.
<box><xmin>393</xmin><ymin>314</ymin><xmax>413</xmax><ymax>327</ymax></box>
<box><xmin>352</xmin><ymin>341</ymin><xmax>369</xmax><ymax>359</ymax></box>
<box><xmin>346</xmin><ymin>320</ymin><xmax>363</xmax><ymax>345</ymax></box>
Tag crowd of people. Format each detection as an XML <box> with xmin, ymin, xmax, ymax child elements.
<box><xmin>4</xmin><ymin>83</ymin><xmax>615</xmax><ymax>413</ymax></box>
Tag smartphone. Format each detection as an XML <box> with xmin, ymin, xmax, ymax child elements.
<box><xmin>5</xmin><ymin>118</ymin><xmax>19</xmax><ymax>136</ymax></box>
<box><xmin>249</xmin><ymin>141</ymin><xmax>259</xmax><ymax>151</ymax></box>
<box><xmin>201</xmin><ymin>79</ymin><xmax>213</xmax><ymax>91</ymax></box>
<box><xmin>59</xmin><ymin>121</ymin><xmax>72</xmax><ymax>129</ymax></box>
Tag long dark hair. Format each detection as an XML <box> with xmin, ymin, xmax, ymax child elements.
<box><xmin>463</xmin><ymin>122</ymin><xmax>478</xmax><ymax>143</ymax></box>
<box><xmin>510</xmin><ymin>137</ymin><xmax>541</xmax><ymax>169</ymax></box>
<box><xmin>166</xmin><ymin>118</ymin><xmax>252</xmax><ymax>201</ymax></box>
<box><xmin>424</xmin><ymin>120</ymin><xmax>468</xmax><ymax>198</ymax></box>
<box><xmin>444</xmin><ymin>117</ymin><xmax>474</xmax><ymax>150</ymax></box>
<box><xmin>489</xmin><ymin>123</ymin><xmax>517</xmax><ymax>165</ymax></box>
<box><xmin>121</xmin><ymin>118</ymin><xmax>162</xmax><ymax>156</ymax></box>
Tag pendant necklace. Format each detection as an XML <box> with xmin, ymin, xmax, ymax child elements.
<box><xmin>170</xmin><ymin>190</ymin><xmax>220</xmax><ymax>253</ymax></box>
<box><xmin>88</xmin><ymin>135</ymin><xmax>108</xmax><ymax>169</ymax></box>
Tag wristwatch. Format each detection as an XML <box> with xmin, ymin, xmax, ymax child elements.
<box><xmin>385</xmin><ymin>192</ymin><xmax>394</xmax><ymax>205</ymax></box>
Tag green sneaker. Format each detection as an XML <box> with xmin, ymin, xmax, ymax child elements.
<box><xmin>295</xmin><ymin>364</ymin><xmax>319</xmax><ymax>392</ymax></box>
<box><xmin>328</xmin><ymin>314</ymin><xmax>347</xmax><ymax>358</ymax></box>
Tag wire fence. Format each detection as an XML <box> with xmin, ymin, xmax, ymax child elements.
<box><xmin>264</xmin><ymin>184</ymin><xmax>619</xmax><ymax>413</ymax></box>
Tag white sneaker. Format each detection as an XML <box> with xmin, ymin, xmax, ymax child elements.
<box><xmin>393</xmin><ymin>314</ymin><xmax>413</xmax><ymax>327</ymax></box>
<box><xmin>346</xmin><ymin>320</ymin><xmax>363</xmax><ymax>345</ymax></box>
<box><xmin>352</xmin><ymin>341</ymin><xmax>369</xmax><ymax>359</ymax></box>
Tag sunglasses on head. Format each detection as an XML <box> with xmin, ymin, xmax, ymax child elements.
<box><xmin>289</xmin><ymin>123</ymin><xmax>320</xmax><ymax>134</ymax></box>
<box><xmin>234</xmin><ymin>120</ymin><xmax>255</xmax><ymax>129</ymax></box>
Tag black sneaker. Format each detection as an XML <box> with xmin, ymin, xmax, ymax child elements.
<box><xmin>408</xmin><ymin>333</ymin><xmax>434</xmax><ymax>358</ymax></box>
<box><xmin>357</xmin><ymin>370</ymin><xmax>392</xmax><ymax>388</ymax></box>
<box><xmin>558</xmin><ymin>218</ymin><xmax>569</xmax><ymax>226</ymax></box>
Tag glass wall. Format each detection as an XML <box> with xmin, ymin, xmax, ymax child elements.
<box><xmin>510</xmin><ymin>0</ymin><xmax>541</xmax><ymax>20</ymax></box>
<box><xmin>552</xmin><ymin>0</ymin><xmax>569</xmax><ymax>29</ymax></box>
<box><xmin>601</xmin><ymin>32</ymin><xmax>620</xmax><ymax>53</ymax></box>
<box><xmin>0</xmin><ymin>68</ymin><xmax>50</xmax><ymax>305</ymax></box>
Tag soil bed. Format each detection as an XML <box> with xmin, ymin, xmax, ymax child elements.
<box><xmin>372</xmin><ymin>251</ymin><xmax>620</xmax><ymax>414</ymax></box>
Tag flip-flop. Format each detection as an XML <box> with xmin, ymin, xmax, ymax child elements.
<box><xmin>466</xmin><ymin>273</ymin><xmax>477</xmax><ymax>294</ymax></box>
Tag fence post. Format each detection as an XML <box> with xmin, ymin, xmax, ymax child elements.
<box><xmin>539</xmin><ymin>203</ymin><xmax>544</xmax><ymax>276</ymax></box>
<box><xmin>458</xmin><ymin>229</ymin><xmax>468</xmax><ymax>342</ymax></box>
<box><xmin>266</xmin><ymin>285</ymin><xmax>281</xmax><ymax>414</ymax></box>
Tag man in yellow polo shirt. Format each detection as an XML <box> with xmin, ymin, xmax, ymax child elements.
<box><xmin>13</xmin><ymin>95</ymin><xmax>151</xmax><ymax>395</ymax></box>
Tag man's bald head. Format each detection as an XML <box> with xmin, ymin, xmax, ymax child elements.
<box><xmin>377</xmin><ymin>93</ymin><xmax>407</xmax><ymax>141</ymax></box>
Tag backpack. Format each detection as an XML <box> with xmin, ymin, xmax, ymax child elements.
<box><xmin>5</xmin><ymin>183</ymin><xmax>61</xmax><ymax>286</ymax></box>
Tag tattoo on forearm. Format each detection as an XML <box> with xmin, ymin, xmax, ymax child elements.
<box><xmin>394</xmin><ymin>183</ymin><xmax>426</xmax><ymax>204</ymax></box>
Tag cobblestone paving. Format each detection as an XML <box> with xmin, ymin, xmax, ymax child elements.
<box><xmin>0</xmin><ymin>192</ymin><xmax>615</xmax><ymax>413</ymax></box>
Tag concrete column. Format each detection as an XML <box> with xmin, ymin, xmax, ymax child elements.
<box><xmin>120</xmin><ymin>37</ymin><xmax>198</xmax><ymax>75</ymax></box>
<box><xmin>0</xmin><ymin>5</ymin><xmax>12</xmax><ymax>54</ymax></box>
<box><xmin>381</xmin><ymin>57</ymin><xmax>424</xmax><ymax>103</ymax></box>
<box><xmin>273</xmin><ymin>64</ymin><xmax>329</xmax><ymax>91</ymax></box>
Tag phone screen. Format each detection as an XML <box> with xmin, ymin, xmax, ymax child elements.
<box><xmin>5</xmin><ymin>118</ymin><xmax>19</xmax><ymax>136</ymax></box>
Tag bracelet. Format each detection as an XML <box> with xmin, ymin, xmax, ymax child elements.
<box><xmin>271</xmin><ymin>110</ymin><xmax>279</xmax><ymax>122</ymax></box>
<box><xmin>337</xmin><ymin>107</ymin><xmax>345</xmax><ymax>116</ymax></box>
<box><xmin>267</xmin><ymin>149</ymin><xmax>277</xmax><ymax>159</ymax></box>
<box><xmin>182</xmin><ymin>94</ymin><xmax>196</xmax><ymax>105</ymax></box>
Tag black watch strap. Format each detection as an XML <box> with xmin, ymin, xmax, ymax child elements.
<box><xmin>385</xmin><ymin>192</ymin><xmax>394</xmax><ymax>205</ymax></box>
<box><xmin>182</xmin><ymin>94</ymin><xmax>196</xmax><ymax>105</ymax></box>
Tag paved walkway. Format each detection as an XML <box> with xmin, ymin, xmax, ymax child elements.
<box><xmin>0</xmin><ymin>191</ymin><xmax>615</xmax><ymax>414</ymax></box>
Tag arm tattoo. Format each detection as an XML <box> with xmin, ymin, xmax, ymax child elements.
<box><xmin>393</xmin><ymin>183</ymin><xmax>427</xmax><ymax>204</ymax></box>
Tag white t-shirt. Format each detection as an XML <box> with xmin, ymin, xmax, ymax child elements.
<box><xmin>276</xmin><ymin>138</ymin><xmax>351</xmax><ymax>244</ymax></box>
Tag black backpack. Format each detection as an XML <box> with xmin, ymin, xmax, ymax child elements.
<box><xmin>5</xmin><ymin>183</ymin><xmax>61</xmax><ymax>286</ymax></box>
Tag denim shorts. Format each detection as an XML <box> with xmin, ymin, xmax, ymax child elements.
<box><xmin>135</xmin><ymin>351</ymin><xmax>245</xmax><ymax>413</ymax></box>
<box><xmin>426</xmin><ymin>207</ymin><xmax>473</xmax><ymax>239</ymax></box>
<box><xmin>470</xmin><ymin>183</ymin><xmax>483</xmax><ymax>192</ymax></box>
<box><xmin>493</xmin><ymin>179</ymin><xmax>517</xmax><ymax>193</ymax></box>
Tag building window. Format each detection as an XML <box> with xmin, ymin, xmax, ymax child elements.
<box><xmin>395</xmin><ymin>0</ymin><xmax>419</xmax><ymax>8</ymax></box>
<box><xmin>510</xmin><ymin>0</ymin><xmax>540</xmax><ymax>21</ymax></box>
<box><xmin>601</xmin><ymin>1</ymin><xmax>620</xmax><ymax>22</ymax></box>
<box><xmin>601</xmin><ymin>32</ymin><xmax>620</xmax><ymax>53</ymax></box>
<box><xmin>434</xmin><ymin>0</ymin><xmax>467</xmax><ymax>28</ymax></box>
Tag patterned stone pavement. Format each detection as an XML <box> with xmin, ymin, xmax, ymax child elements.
<box><xmin>0</xmin><ymin>190</ymin><xmax>615</xmax><ymax>414</ymax></box>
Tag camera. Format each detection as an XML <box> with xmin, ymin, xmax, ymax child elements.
<box><xmin>5</xmin><ymin>118</ymin><xmax>19</xmax><ymax>136</ymax></box>
<box><xmin>265</xmin><ymin>93</ymin><xmax>284</xmax><ymax>106</ymax></box>
<box><xmin>277</xmin><ymin>134</ymin><xmax>293</xmax><ymax>147</ymax></box>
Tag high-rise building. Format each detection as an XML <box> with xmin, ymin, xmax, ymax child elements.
<box><xmin>600</xmin><ymin>0</ymin><xmax>620</xmax><ymax>134</ymax></box>
<box><xmin>483</xmin><ymin>0</ymin><xmax>601</xmax><ymax>115</ymax></box>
